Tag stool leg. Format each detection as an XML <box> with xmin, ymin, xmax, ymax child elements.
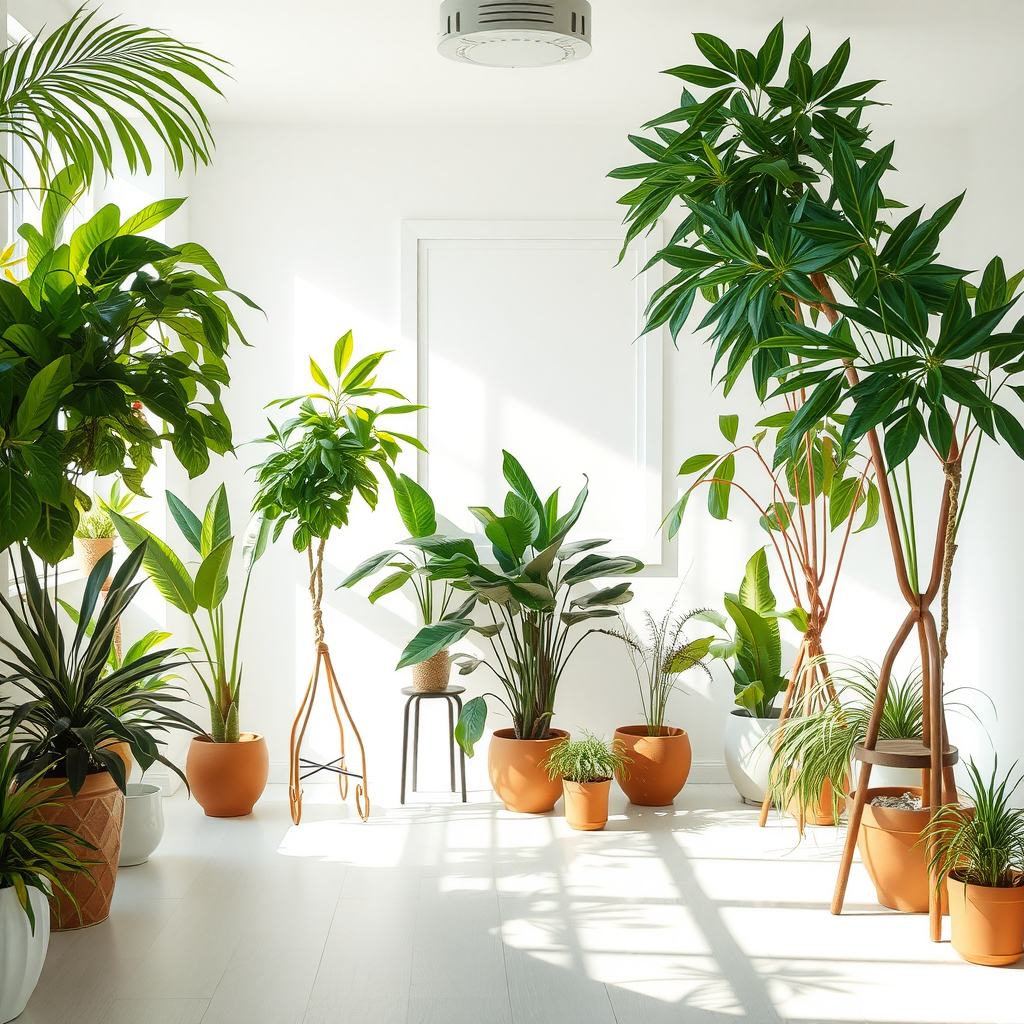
<box><xmin>413</xmin><ymin>698</ymin><xmax>421</xmax><ymax>792</ymax></box>
<box><xmin>448</xmin><ymin>697</ymin><xmax>456</xmax><ymax>793</ymax></box>
<box><xmin>401</xmin><ymin>696</ymin><xmax>413</xmax><ymax>805</ymax></box>
<box><xmin>456</xmin><ymin>695</ymin><xmax>467</xmax><ymax>803</ymax></box>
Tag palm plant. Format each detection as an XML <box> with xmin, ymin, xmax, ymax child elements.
<box><xmin>0</xmin><ymin>544</ymin><xmax>202</xmax><ymax>794</ymax></box>
<box><xmin>0</xmin><ymin>5</ymin><xmax>224</xmax><ymax>189</ymax></box>
<box><xmin>111</xmin><ymin>486</ymin><xmax>271</xmax><ymax>743</ymax></box>
<box><xmin>604</xmin><ymin>603</ymin><xmax>714</xmax><ymax>736</ymax></box>
<box><xmin>0</xmin><ymin>729</ymin><xmax>90</xmax><ymax>933</ymax></box>
<box><xmin>925</xmin><ymin>760</ymin><xmax>1024</xmax><ymax>890</ymax></box>
<box><xmin>546</xmin><ymin>733</ymin><xmax>631</xmax><ymax>784</ymax></box>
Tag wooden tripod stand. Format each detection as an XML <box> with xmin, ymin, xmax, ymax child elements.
<box><xmin>288</xmin><ymin>539</ymin><xmax>370</xmax><ymax>825</ymax></box>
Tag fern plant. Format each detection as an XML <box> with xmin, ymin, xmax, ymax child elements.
<box><xmin>545</xmin><ymin>733</ymin><xmax>631</xmax><ymax>785</ymax></box>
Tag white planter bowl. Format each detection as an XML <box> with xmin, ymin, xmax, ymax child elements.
<box><xmin>0</xmin><ymin>885</ymin><xmax>49</xmax><ymax>1023</ymax></box>
<box><xmin>724</xmin><ymin>709</ymin><xmax>779</xmax><ymax>804</ymax></box>
<box><xmin>118</xmin><ymin>783</ymin><xmax>164</xmax><ymax>866</ymax></box>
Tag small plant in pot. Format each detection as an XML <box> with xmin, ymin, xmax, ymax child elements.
<box><xmin>396</xmin><ymin>452</ymin><xmax>643</xmax><ymax>814</ymax></box>
<box><xmin>73</xmin><ymin>481</ymin><xmax>141</xmax><ymax>578</ymax></box>
<box><xmin>0</xmin><ymin>729</ymin><xmax>91</xmax><ymax>1022</ymax></box>
<box><xmin>1</xmin><ymin>545</ymin><xmax>201</xmax><ymax>929</ymax></box>
<box><xmin>545</xmin><ymin>733</ymin><xmax>631</xmax><ymax>831</ymax></box>
<box><xmin>341</xmin><ymin>473</ymin><xmax>466</xmax><ymax>692</ymax></box>
<box><xmin>924</xmin><ymin>760</ymin><xmax>1024</xmax><ymax>966</ymax></box>
<box><xmin>604</xmin><ymin>603</ymin><xmax>714</xmax><ymax>805</ymax></box>
<box><xmin>112</xmin><ymin>485</ymin><xmax>272</xmax><ymax>818</ymax></box>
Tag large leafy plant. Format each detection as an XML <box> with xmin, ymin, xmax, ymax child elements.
<box><xmin>0</xmin><ymin>544</ymin><xmax>202</xmax><ymax>794</ymax></box>
<box><xmin>0</xmin><ymin>169</ymin><xmax>256</xmax><ymax>560</ymax></box>
<box><xmin>396</xmin><ymin>452</ymin><xmax>643</xmax><ymax>753</ymax></box>
<box><xmin>111</xmin><ymin>486</ymin><xmax>270</xmax><ymax>743</ymax></box>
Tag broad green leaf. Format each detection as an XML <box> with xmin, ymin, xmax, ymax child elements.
<box><xmin>28</xmin><ymin>503</ymin><xmax>74</xmax><ymax>564</ymax></box>
<box><xmin>455</xmin><ymin>695</ymin><xmax>488</xmax><ymax>757</ymax></box>
<box><xmin>679</xmin><ymin>453</ymin><xmax>718</xmax><ymax>475</ymax></box>
<box><xmin>334</xmin><ymin>330</ymin><xmax>354</xmax><ymax>376</ymax></box>
<box><xmin>0</xmin><ymin>466</ymin><xmax>41</xmax><ymax>549</ymax></box>
<box><xmin>391</xmin><ymin>473</ymin><xmax>436</xmax><ymax>537</ymax></box>
<box><xmin>663</xmin><ymin>64</ymin><xmax>734</xmax><ymax>88</ymax></box>
<box><xmin>485</xmin><ymin>516</ymin><xmax>532</xmax><ymax>562</ymax></box>
<box><xmin>309</xmin><ymin>357</ymin><xmax>330</xmax><ymax>390</ymax></box>
<box><xmin>561</xmin><ymin>554</ymin><xmax>643</xmax><ymax>584</ymax></box>
<box><xmin>693</xmin><ymin>32</ymin><xmax>736</xmax><ymax>72</ymax></box>
<box><xmin>15</xmin><ymin>356</ymin><xmax>72</xmax><ymax>437</ymax></box>
<box><xmin>340</xmin><ymin>549</ymin><xmax>401</xmax><ymax>588</ymax></box>
<box><xmin>708</xmin><ymin>453</ymin><xmax>734</xmax><ymax>519</ymax></box>
<box><xmin>166</xmin><ymin>490</ymin><xmax>203</xmax><ymax>552</ymax></box>
<box><xmin>117</xmin><ymin>198</ymin><xmax>186</xmax><ymax>237</ymax></box>
<box><xmin>397</xmin><ymin>620</ymin><xmax>473</xmax><ymax>669</ymax></box>
<box><xmin>828</xmin><ymin>476</ymin><xmax>861</xmax><ymax>531</ymax></box>
<box><xmin>111</xmin><ymin>511</ymin><xmax>198</xmax><ymax>614</ymax></box>
<box><xmin>201</xmin><ymin>484</ymin><xmax>232</xmax><ymax>557</ymax></box>
<box><xmin>368</xmin><ymin>571</ymin><xmax>411</xmax><ymax>603</ymax></box>
<box><xmin>194</xmin><ymin>536</ymin><xmax>233</xmax><ymax>610</ymax></box>
<box><xmin>69</xmin><ymin>203</ymin><xmax>120</xmax><ymax>274</ymax></box>
<box><xmin>738</xmin><ymin>548</ymin><xmax>776</xmax><ymax>614</ymax></box>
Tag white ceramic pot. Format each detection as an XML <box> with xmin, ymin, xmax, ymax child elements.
<box><xmin>0</xmin><ymin>885</ymin><xmax>49</xmax><ymax>1023</ymax></box>
<box><xmin>724</xmin><ymin>709</ymin><xmax>779</xmax><ymax>804</ymax></box>
<box><xmin>854</xmin><ymin>762</ymin><xmax>921</xmax><ymax>791</ymax></box>
<box><xmin>118</xmin><ymin>783</ymin><xmax>164</xmax><ymax>866</ymax></box>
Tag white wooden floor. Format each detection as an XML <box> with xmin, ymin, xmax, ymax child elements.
<box><xmin>20</xmin><ymin>782</ymin><xmax>1021</xmax><ymax>1024</ymax></box>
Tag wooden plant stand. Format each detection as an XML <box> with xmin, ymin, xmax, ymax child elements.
<box><xmin>288</xmin><ymin>639</ymin><xmax>370</xmax><ymax>825</ymax></box>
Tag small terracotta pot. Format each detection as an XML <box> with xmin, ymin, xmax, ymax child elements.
<box><xmin>947</xmin><ymin>873</ymin><xmax>1024</xmax><ymax>966</ymax></box>
<box><xmin>31</xmin><ymin>771</ymin><xmax>124</xmax><ymax>930</ymax></box>
<box><xmin>613</xmin><ymin>726</ymin><xmax>691</xmax><ymax>806</ymax></box>
<box><xmin>411</xmin><ymin>648</ymin><xmax>451</xmax><ymax>692</ymax></box>
<box><xmin>74</xmin><ymin>537</ymin><xmax>114</xmax><ymax>578</ymax></box>
<box><xmin>788</xmin><ymin>776</ymin><xmax>847</xmax><ymax>826</ymax></box>
<box><xmin>562</xmin><ymin>779</ymin><xmax>612</xmax><ymax>831</ymax></box>
<box><xmin>185</xmin><ymin>733</ymin><xmax>269</xmax><ymax>817</ymax></box>
<box><xmin>856</xmin><ymin>785</ymin><xmax>965</xmax><ymax>914</ymax></box>
<box><xmin>487</xmin><ymin>728</ymin><xmax>569</xmax><ymax>813</ymax></box>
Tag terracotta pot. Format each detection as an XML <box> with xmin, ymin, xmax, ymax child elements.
<box><xmin>724</xmin><ymin>709</ymin><xmax>778</xmax><ymax>804</ymax></box>
<box><xmin>100</xmin><ymin>740</ymin><xmax>133</xmax><ymax>781</ymax></box>
<box><xmin>614</xmin><ymin>726</ymin><xmax>691</xmax><ymax>806</ymax></box>
<box><xmin>487</xmin><ymin>728</ymin><xmax>568</xmax><ymax>813</ymax></box>
<box><xmin>31</xmin><ymin>771</ymin><xmax>124</xmax><ymax>930</ymax></box>
<box><xmin>74</xmin><ymin>537</ymin><xmax>113</xmax><ymax>578</ymax></box>
<box><xmin>411</xmin><ymin>648</ymin><xmax>451</xmax><ymax>692</ymax></box>
<box><xmin>562</xmin><ymin>779</ymin><xmax>611</xmax><ymax>831</ymax></box>
<box><xmin>0</xmin><ymin>885</ymin><xmax>49</xmax><ymax>1023</ymax></box>
<box><xmin>857</xmin><ymin>785</ymin><xmax>966</xmax><ymax>913</ymax></box>
<box><xmin>119</xmin><ymin>784</ymin><xmax>164</xmax><ymax>866</ymax></box>
<box><xmin>787</xmin><ymin>776</ymin><xmax>847</xmax><ymax>826</ymax></box>
<box><xmin>947</xmin><ymin>873</ymin><xmax>1024</xmax><ymax>966</ymax></box>
<box><xmin>186</xmin><ymin>733</ymin><xmax>269</xmax><ymax>817</ymax></box>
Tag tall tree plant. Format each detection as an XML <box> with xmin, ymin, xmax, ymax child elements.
<box><xmin>612</xmin><ymin>21</ymin><xmax>1024</xmax><ymax>937</ymax></box>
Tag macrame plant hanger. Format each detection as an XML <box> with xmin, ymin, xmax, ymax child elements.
<box><xmin>288</xmin><ymin>538</ymin><xmax>370</xmax><ymax>824</ymax></box>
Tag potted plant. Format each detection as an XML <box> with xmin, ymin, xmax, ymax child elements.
<box><xmin>397</xmin><ymin>452</ymin><xmax>643</xmax><ymax>813</ymax></box>
<box><xmin>0</xmin><ymin>729</ymin><xmax>90</xmax><ymax>1023</ymax></box>
<box><xmin>252</xmin><ymin>331</ymin><xmax>421</xmax><ymax>823</ymax></box>
<box><xmin>545</xmin><ymin>733</ymin><xmax>631</xmax><ymax>831</ymax></box>
<box><xmin>1</xmin><ymin>544</ymin><xmax>201</xmax><ymax>929</ymax></box>
<box><xmin>112</xmin><ymin>485</ymin><xmax>272</xmax><ymax>818</ymax></box>
<box><xmin>341</xmin><ymin>473</ymin><xmax>466</xmax><ymax>691</ymax></box>
<box><xmin>604</xmin><ymin>603</ymin><xmax>714</xmax><ymax>805</ymax></box>
<box><xmin>71</xmin><ymin>480</ymin><xmax>141</xmax><ymax>577</ymax></box>
<box><xmin>925</xmin><ymin>760</ymin><xmax>1024</xmax><ymax>966</ymax></box>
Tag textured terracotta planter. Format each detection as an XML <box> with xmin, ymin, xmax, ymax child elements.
<box><xmin>0</xmin><ymin>885</ymin><xmax>49</xmax><ymax>1023</ymax></box>
<box><xmin>614</xmin><ymin>726</ymin><xmax>691</xmax><ymax>806</ymax></box>
<box><xmin>724</xmin><ymin>710</ymin><xmax>778</xmax><ymax>804</ymax></box>
<box><xmin>185</xmin><ymin>733</ymin><xmax>269</xmax><ymax>817</ymax></box>
<box><xmin>411</xmin><ymin>648</ymin><xmax>451</xmax><ymax>692</ymax></box>
<box><xmin>31</xmin><ymin>771</ymin><xmax>124</xmax><ymax>930</ymax></box>
<box><xmin>857</xmin><ymin>785</ymin><xmax>964</xmax><ymax>913</ymax></box>
<box><xmin>74</xmin><ymin>537</ymin><xmax>113</xmax><ymax>577</ymax></box>
<box><xmin>562</xmin><ymin>779</ymin><xmax>611</xmax><ymax>831</ymax></box>
<box><xmin>947</xmin><ymin>873</ymin><xmax>1024</xmax><ymax>966</ymax></box>
<box><xmin>487</xmin><ymin>728</ymin><xmax>568</xmax><ymax>813</ymax></box>
<box><xmin>788</xmin><ymin>776</ymin><xmax>847</xmax><ymax>826</ymax></box>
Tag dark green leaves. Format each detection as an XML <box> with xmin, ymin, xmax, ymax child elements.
<box><xmin>663</xmin><ymin>64</ymin><xmax>735</xmax><ymax>88</ymax></box>
<box><xmin>693</xmin><ymin>33</ymin><xmax>736</xmax><ymax>73</ymax></box>
<box><xmin>0</xmin><ymin>466</ymin><xmax>42</xmax><ymax>550</ymax></box>
<box><xmin>396</xmin><ymin>621</ymin><xmax>471</xmax><ymax>670</ymax></box>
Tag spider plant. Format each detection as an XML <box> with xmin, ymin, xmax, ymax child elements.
<box><xmin>924</xmin><ymin>760</ymin><xmax>1024</xmax><ymax>890</ymax></box>
<box><xmin>603</xmin><ymin>603</ymin><xmax>715</xmax><ymax>736</ymax></box>
<box><xmin>765</xmin><ymin>657</ymin><xmax>924</xmax><ymax>827</ymax></box>
<box><xmin>0</xmin><ymin>728</ymin><xmax>91</xmax><ymax>933</ymax></box>
<box><xmin>0</xmin><ymin>544</ymin><xmax>202</xmax><ymax>795</ymax></box>
<box><xmin>545</xmin><ymin>733</ymin><xmax>631</xmax><ymax>784</ymax></box>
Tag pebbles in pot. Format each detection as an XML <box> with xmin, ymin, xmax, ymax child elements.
<box><xmin>870</xmin><ymin>791</ymin><xmax>922</xmax><ymax>810</ymax></box>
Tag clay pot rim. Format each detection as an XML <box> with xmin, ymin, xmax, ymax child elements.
<box><xmin>191</xmin><ymin>732</ymin><xmax>265</xmax><ymax>745</ymax></box>
<box><xmin>491</xmin><ymin>727</ymin><xmax>569</xmax><ymax>742</ymax></box>
<box><xmin>562</xmin><ymin>777</ymin><xmax>612</xmax><ymax>786</ymax></box>
<box><xmin>615</xmin><ymin>725</ymin><xmax>687</xmax><ymax>739</ymax></box>
<box><xmin>948</xmin><ymin>871</ymin><xmax>1024</xmax><ymax>896</ymax></box>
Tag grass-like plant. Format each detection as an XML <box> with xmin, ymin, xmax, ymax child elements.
<box><xmin>0</xmin><ymin>730</ymin><xmax>91</xmax><ymax>933</ymax></box>
<box><xmin>545</xmin><ymin>733</ymin><xmax>631</xmax><ymax>785</ymax></box>
<box><xmin>925</xmin><ymin>760</ymin><xmax>1024</xmax><ymax>890</ymax></box>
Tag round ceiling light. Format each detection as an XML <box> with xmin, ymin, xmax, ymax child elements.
<box><xmin>438</xmin><ymin>1</ymin><xmax>592</xmax><ymax>68</ymax></box>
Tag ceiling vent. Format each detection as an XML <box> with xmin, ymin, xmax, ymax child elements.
<box><xmin>438</xmin><ymin>1</ymin><xmax>592</xmax><ymax>68</ymax></box>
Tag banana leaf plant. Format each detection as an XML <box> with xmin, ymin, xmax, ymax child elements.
<box><xmin>694</xmin><ymin>549</ymin><xmax>795</xmax><ymax>719</ymax></box>
<box><xmin>0</xmin><ymin>162</ymin><xmax>257</xmax><ymax>561</ymax></box>
<box><xmin>396</xmin><ymin>451</ymin><xmax>644</xmax><ymax>754</ymax></box>
<box><xmin>0</xmin><ymin>543</ymin><xmax>202</xmax><ymax>795</ymax></box>
<box><xmin>111</xmin><ymin>486</ymin><xmax>271</xmax><ymax>743</ymax></box>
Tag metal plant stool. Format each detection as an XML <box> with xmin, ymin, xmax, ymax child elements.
<box><xmin>400</xmin><ymin>685</ymin><xmax>467</xmax><ymax>804</ymax></box>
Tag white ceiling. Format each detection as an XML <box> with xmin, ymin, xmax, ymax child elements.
<box><xmin>24</xmin><ymin>0</ymin><xmax>1024</xmax><ymax>126</ymax></box>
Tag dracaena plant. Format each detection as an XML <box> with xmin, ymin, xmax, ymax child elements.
<box><xmin>613</xmin><ymin>22</ymin><xmax>1024</xmax><ymax>779</ymax></box>
<box><xmin>0</xmin><ymin>165</ymin><xmax>257</xmax><ymax>561</ymax></box>
<box><xmin>0</xmin><ymin>543</ymin><xmax>202</xmax><ymax>794</ymax></box>
<box><xmin>111</xmin><ymin>485</ymin><xmax>271</xmax><ymax>743</ymax></box>
<box><xmin>251</xmin><ymin>331</ymin><xmax>422</xmax><ymax>647</ymax></box>
<box><xmin>339</xmin><ymin>473</ymin><xmax>464</xmax><ymax>626</ymax></box>
<box><xmin>395</xmin><ymin>452</ymin><xmax>643</xmax><ymax>754</ymax></box>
